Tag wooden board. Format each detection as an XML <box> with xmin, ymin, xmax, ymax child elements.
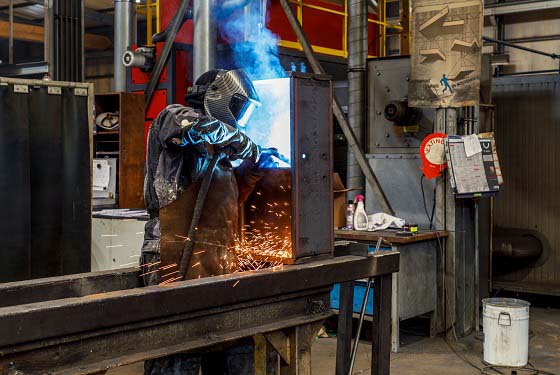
<box><xmin>334</xmin><ymin>229</ymin><xmax>448</xmax><ymax>244</ymax></box>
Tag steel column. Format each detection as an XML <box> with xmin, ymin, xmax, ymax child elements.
<box><xmin>8</xmin><ymin>0</ymin><xmax>13</xmax><ymax>64</ymax></box>
<box><xmin>434</xmin><ymin>108</ymin><xmax>476</xmax><ymax>337</ymax></box>
<box><xmin>193</xmin><ymin>0</ymin><xmax>216</xmax><ymax>81</ymax></box>
<box><xmin>346</xmin><ymin>0</ymin><xmax>368</xmax><ymax>199</ymax></box>
<box><xmin>114</xmin><ymin>0</ymin><xmax>137</xmax><ymax>91</ymax></box>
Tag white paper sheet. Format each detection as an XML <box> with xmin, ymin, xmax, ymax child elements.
<box><xmin>463</xmin><ymin>134</ymin><xmax>482</xmax><ymax>158</ymax></box>
<box><xmin>93</xmin><ymin>160</ymin><xmax>111</xmax><ymax>191</ymax></box>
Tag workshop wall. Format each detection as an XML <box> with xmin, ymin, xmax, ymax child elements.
<box><xmin>484</xmin><ymin>9</ymin><xmax>560</xmax><ymax>74</ymax></box>
<box><xmin>493</xmin><ymin>74</ymin><xmax>560</xmax><ymax>293</ymax></box>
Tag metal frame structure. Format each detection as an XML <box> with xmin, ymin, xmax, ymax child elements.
<box><xmin>278</xmin><ymin>0</ymin><xmax>406</xmax><ymax>58</ymax></box>
<box><xmin>0</xmin><ymin>253</ymin><xmax>399</xmax><ymax>375</ymax></box>
<box><xmin>138</xmin><ymin>0</ymin><xmax>161</xmax><ymax>46</ymax></box>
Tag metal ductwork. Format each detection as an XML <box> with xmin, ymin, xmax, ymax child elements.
<box><xmin>346</xmin><ymin>0</ymin><xmax>368</xmax><ymax>199</ymax></box>
<box><xmin>114</xmin><ymin>0</ymin><xmax>137</xmax><ymax>92</ymax></box>
<box><xmin>193</xmin><ymin>0</ymin><xmax>216</xmax><ymax>81</ymax></box>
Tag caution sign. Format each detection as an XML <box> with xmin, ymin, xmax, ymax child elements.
<box><xmin>420</xmin><ymin>133</ymin><xmax>448</xmax><ymax>179</ymax></box>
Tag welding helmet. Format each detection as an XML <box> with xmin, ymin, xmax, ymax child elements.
<box><xmin>189</xmin><ymin>69</ymin><xmax>261</xmax><ymax>128</ymax></box>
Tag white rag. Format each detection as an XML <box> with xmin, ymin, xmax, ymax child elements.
<box><xmin>367</xmin><ymin>213</ymin><xmax>405</xmax><ymax>231</ymax></box>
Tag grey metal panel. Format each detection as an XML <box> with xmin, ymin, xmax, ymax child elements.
<box><xmin>367</xmin><ymin>56</ymin><xmax>435</xmax><ymax>154</ymax></box>
<box><xmin>492</xmin><ymin>74</ymin><xmax>560</xmax><ymax>290</ymax></box>
<box><xmin>292</xmin><ymin>73</ymin><xmax>333</xmax><ymax>260</ymax></box>
<box><xmin>365</xmin><ymin>156</ymin><xmax>435</xmax><ymax>228</ymax></box>
<box><xmin>396</xmin><ymin>241</ymin><xmax>437</xmax><ymax>321</ymax></box>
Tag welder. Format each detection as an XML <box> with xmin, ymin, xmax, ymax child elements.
<box><xmin>140</xmin><ymin>68</ymin><xmax>279</xmax><ymax>375</ymax></box>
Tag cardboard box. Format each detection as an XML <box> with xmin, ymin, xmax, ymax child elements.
<box><xmin>333</xmin><ymin>173</ymin><xmax>351</xmax><ymax>229</ymax></box>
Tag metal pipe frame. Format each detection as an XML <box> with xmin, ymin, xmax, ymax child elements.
<box><xmin>346</xmin><ymin>0</ymin><xmax>368</xmax><ymax>199</ymax></box>
<box><xmin>114</xmin><ymin>0</ymin><xmax>137</xmax><ymax>91</ymax></box>
<box><xmin>483</xmin><ymin>36</ymin><xmax>558</xmax><ymax>60</ymax></box>
<box><xmin>193</xmin><ymin>0</ymin><xmax>216</xmax><ymax>81</ymax></box>
<box><xmin>0</xmin><ymin>253</ymin><xmax>399</xmax><ymax>375</ymax></box>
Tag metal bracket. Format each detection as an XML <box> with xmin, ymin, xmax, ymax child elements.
<box><xmin>13</xmin><ymin>84</ymin><xmax>28</xmax><ymax>94</ymax></box>
<box><xmin>74</xmin><ymin>88</ymin><xmax>88</xmax><ymax>96</ymax></box>
<box><xmin>367</xmin><ymin>154</ymin><xmax>420</xmax><ymax>159</ymax></box>
<box><xmin>48</xmin><ymin>86</ymin><xmax>62</xmax><ymax>95</ymax></box>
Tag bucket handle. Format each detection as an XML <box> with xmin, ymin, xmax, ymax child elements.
<box><xmin>498</xmin><ymin>312</ymin><xmax>511</xmax><ymax>326</ymax></box>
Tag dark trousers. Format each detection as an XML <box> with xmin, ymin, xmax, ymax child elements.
<box><xmin>144</xmin><ymin>345</ymin><xmax>254</xmax><ymax>375</ymax></box>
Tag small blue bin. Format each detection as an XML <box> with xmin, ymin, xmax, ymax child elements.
<box><xmin>330</xmin><ymin>245</ymin><xmax>390</xmax><ymax>316</ymax></box>
<box><xmin>331</xmin><ymin>280</ymin><xmax>375</xmax><ymax>316</ymax></box>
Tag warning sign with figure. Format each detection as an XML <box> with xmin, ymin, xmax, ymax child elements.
<box><xmin>409</xmin><ymin>0</ymin><xmax>483</xmax><ymax>108</ymax></box>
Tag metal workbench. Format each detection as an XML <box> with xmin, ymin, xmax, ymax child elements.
<box><xmin>335</xmin><ymin>230</ymin><xmax>448</xmax><ymax>352</ymax></box>
<box><xmin>0</xmin><ymin>252</ymin><xmax>399</xmax><ymax>375</ymax></box>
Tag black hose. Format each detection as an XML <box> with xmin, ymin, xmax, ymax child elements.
<box><xmin>145</xmin><ymin>0</ymin><xmax>192</xmax><ymax>107</ymax></box>
<box><xmin>152</xmin><ymin>6</ymin><xmax>193</xmax><ymax>43</ymax></box>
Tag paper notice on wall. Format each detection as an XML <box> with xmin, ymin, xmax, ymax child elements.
<box><xmin>93</xmin><ymin>159</ymin><xmax>111</xmax><ymax>191</ymax></box>
<box><xmin>463</xmin><ymin>134</ymin><xmax>482</xmax><ymax>157</ymax></box>
<box><xmin>445</xmin><ymin>136</ymin><xmax>500</xmax><ymax>197</ymax></box>
<box><xmin>409</xmin><ymin>0</ymin><xmax>483</xmax><ymax>108</ymax></box>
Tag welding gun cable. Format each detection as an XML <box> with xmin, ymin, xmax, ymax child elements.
<box><xmin>145</xmin><ymin>0</ymin><xmax>191</xmax><ymax>107</ymax></box>
<box><xmin>178</xmin><ymin>152</ymin><xmax>222</xmax><ymax>279</ymax></box>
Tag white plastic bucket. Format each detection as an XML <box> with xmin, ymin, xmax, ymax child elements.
<box><xmin>482</xmin><ymin>298</ymin><xmax>530</xmax><ymax>367</ymax></box>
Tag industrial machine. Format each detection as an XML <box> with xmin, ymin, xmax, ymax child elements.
<box><xmin>366</xmin><ymin>56</ymin><xmax>436</xmax><ymax>225</ymax></box>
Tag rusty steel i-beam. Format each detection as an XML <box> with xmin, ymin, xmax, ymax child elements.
<box><xmin>0</xmin><ymin>252</ymin><xmax>398</xmax><ymax>375</ymax></box>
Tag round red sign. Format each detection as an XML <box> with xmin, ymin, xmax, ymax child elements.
<box><xmin>420</xmin><ymin>133</ymin><xmax>447</xmax><ymax>179</ymax></box>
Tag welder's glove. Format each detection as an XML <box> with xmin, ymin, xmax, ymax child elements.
<box><xmin>256</xmin><ymin>147</ymin><xmax>290</xmax><ymax>169</ymax></box>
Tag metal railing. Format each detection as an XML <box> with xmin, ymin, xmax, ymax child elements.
<box><xmin>138</xmin><ymin>0</ymin><xmax>161</xmax><ymax>46</ymax></box>
<box><xmin>278</xmin><ymin>0</ymin><xmax>406</xmax><ymax>58</ymax></box>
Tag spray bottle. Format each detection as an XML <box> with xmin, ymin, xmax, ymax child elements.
<box><xmin>353</xmin><ymin>195</ymin><xmax>369</xmax><ymax>231</ymax></box>
<box><xmin>346</xmin><ymin>200</ymin><xmax>355</xmax><ymax>230</ymax></box>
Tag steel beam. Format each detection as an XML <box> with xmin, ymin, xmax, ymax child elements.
<box><xmin>0</xmin><ymin>267</ymin><xmax>139</xmax><ymax>308</ymax></box>
<box><xmin>0</xmin><ymin>254</ymin><xmax>399</xmax><ymax>347</ymax></box>
<box><xmin>0</xmin><ymin>290</ymin><xmax>331</xmax><ymax>374</ymax></box>
<box><xmin>0</xmin><ymin>253</ymin><xmax>398</xmax><ymax>375</ymax></box>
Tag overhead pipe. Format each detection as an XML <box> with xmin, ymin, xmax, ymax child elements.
<box><xmin>113</xmin><ymin>0</ymin><xmax>137</xmax><ymax>92</ymax></box>
<box><xmin>346</xmin><ymin>0</ymin><xmax>368</xmax><ymax>200</ymax></box>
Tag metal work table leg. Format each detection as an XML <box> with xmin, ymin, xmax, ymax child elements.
<box><xmin>335</xmin><ymin>281</ymin><xmax>355</xmax><ymax>375</ymax></box>
<box><xmin>372</xmin><ymin>274</ymin><xmax>393</xmax><ymax>375</ymax></box>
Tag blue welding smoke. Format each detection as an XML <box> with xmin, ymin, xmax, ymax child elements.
<box><xmin>218</xmin><ymin>1</ymin><xmax>287</xmax><ymax>80</ymax></box>
<box><xmin>216</xmin><ymin>1</ymin><xmax>291</xmax><ymax>167</ymax></box>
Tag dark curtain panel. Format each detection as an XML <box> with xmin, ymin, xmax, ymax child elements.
<box><xmin>0</xmin><ymin>83</ymin><xmax>90</xmax><ymax>282</ymax></box>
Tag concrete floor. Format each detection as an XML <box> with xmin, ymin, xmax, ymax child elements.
<box><xmin>109</xmin><ymin>307</ymin><xmax>560</xmax><ymax>375</ymax></box>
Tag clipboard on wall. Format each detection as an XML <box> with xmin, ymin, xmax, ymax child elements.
<box><xmin>444</xmin><ymin>135</ymin><xmax>502</xmax><ymax>199</ymax></box>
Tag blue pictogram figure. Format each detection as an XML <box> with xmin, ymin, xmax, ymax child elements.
<box><xmin>440</xmin><ymin>74</ymin><xmax>453</xmax><ymax>94</ymax></box>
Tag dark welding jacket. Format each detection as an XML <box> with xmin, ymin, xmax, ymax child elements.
<box><xmin>141</xmin><ymin>104</ymin><xmax>262</xmax><ymax>284</ymax></box>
